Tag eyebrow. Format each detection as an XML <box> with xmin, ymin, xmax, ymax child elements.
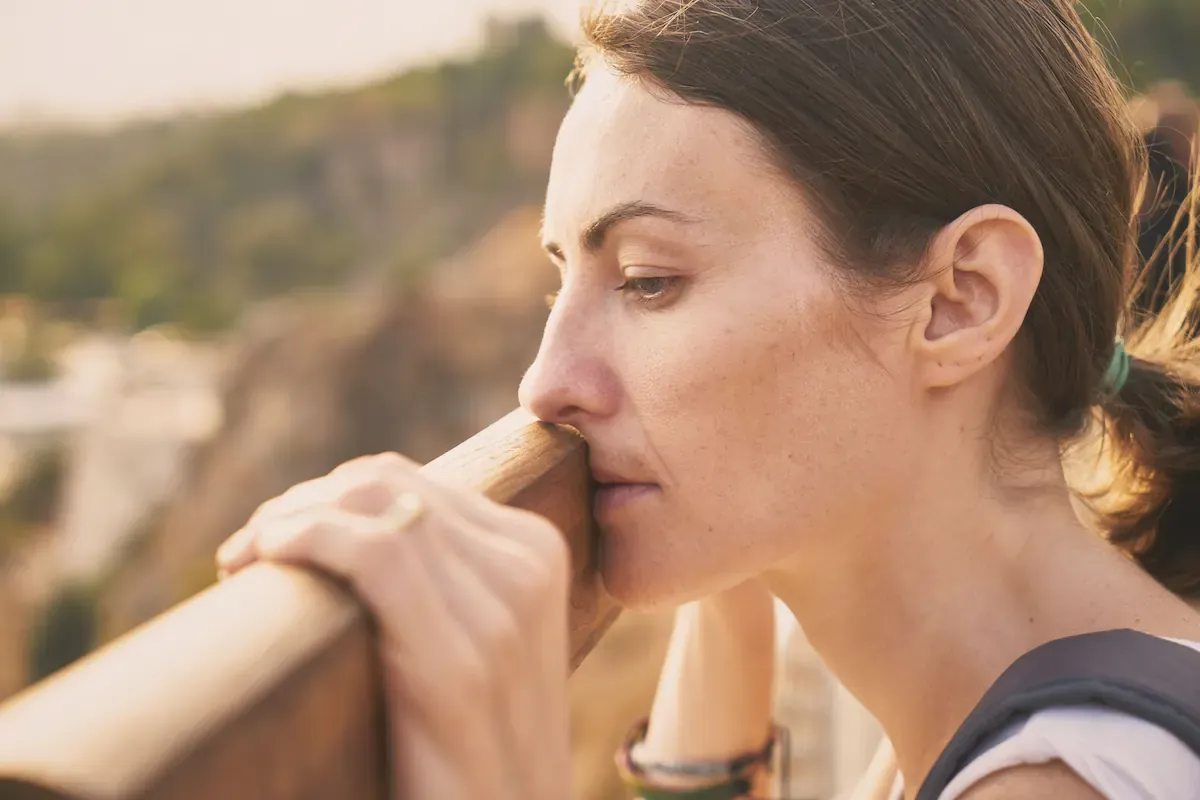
<box><xmin>542</xmin><ymin>201</ymin><xmax>699</xmax><ymax>259</ymax></box>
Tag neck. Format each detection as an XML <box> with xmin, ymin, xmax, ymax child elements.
<box><xmin>763</xmin><ymin>432</ymin><xmax>1157</xmax><ymax>790</ymax></box>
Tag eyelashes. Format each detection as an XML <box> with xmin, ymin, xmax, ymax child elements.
<box><xmin>616</xmin><ymin>276</ymin><xmax>678</xmax><ymax>304</ymax></box>
<box><xmin>544</xmin><ymin>276</ymin><xmax>684</xmax><ymax>311</ymax></box>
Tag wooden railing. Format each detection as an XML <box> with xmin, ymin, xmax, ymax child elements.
<box><xmin>0</xmin><ymin>409</ymin><xmax>621</xmax><ymax>800</ymax></box>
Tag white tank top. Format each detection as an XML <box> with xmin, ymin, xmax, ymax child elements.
<box><xmin>890</xmin><ymin>638</ymin><xmax>1200</xmax><ymax>800</ymax></box>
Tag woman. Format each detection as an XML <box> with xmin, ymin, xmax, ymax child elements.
<box><xmin>216</xmin><ymin>1</ymin><xmax>1200</xmax><ymax>798</ymax></box>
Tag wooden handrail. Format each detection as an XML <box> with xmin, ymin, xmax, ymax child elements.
<box><xmin>0</xmin><ymin>409</ymin><xmax>620</xmax><ymax>800</ymax></box>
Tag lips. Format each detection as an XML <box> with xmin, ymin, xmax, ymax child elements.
<box><xmin>589</xmin><ymin>463</ymin><xmax>653</xmax><ymax>486</ymax></box>
<box><xmin>594</xmin><ymin>482</ymin><xmax>658</xmax><ymax>516</ymax></box>
<box><xmin>590</xmin><ymin>463</ymin><xmax>660</xmax><ymax>519</ymax></box>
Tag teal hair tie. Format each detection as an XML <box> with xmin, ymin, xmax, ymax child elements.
<box><xmin>1103</xmin><ymin>339</ymin><xmax>1131</xmax><ymax>395</ymax></box>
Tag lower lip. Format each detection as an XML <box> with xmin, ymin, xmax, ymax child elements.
<box><xmin>594</xmin><ymin>483</ymin><xmax>659</xmax><ymax>517</ymax></box>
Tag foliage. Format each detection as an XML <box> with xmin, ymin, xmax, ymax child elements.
<box><xmin>26</xmin><ymin>583</ymin><xmax>99</xmax><ymax>682</ymax></box>
<box><xmin>0</xmin><ymin>17</ymin><xmax>575</xmax><ymax>334</ymax></box>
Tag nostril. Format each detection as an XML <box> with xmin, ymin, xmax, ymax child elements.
<box><xmin>526</xmin><ymin>396</ymin><xmax>584</xmax><ymax>426</ymax></box>
<box><xmin>552</xmin><ymin>404</ymin><xmax>585</xmax><ymax>425</ymax></box>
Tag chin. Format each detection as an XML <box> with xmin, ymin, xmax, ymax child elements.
<box><xmin>598</xmin><ymin>546</ymin><xmax>675</xmax><ymax>611</ymax></box>
<box><xmin>597</xmin><ymin>536</ymin><xmax>706</xmax><ymax>611</ymax></box>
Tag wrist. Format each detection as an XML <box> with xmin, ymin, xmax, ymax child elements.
<box><xmin>617</xmin><ymin>717</ymin><xmax>779</xmax><ymax>799</ymax></box>
<box><xmin>641</xmin><ymin>580</ymin><xmax>777</xmax><ymax>763</ymax></box>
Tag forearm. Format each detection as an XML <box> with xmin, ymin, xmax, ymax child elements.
<box><xmin>637</xmin><ymin>581</ymin><xmax>777</xmax><ymax>779</ymax></box>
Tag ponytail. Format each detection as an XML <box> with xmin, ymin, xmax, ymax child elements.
<box><xmin>1095</xmin><ymin>354</ymin><xmax>1200</xmax><ymax>595</ymax></box>
<box><xmin>1085</xmin><ymin>166</ymin><xmax>1200</xmax><ymax>597</ymax></box>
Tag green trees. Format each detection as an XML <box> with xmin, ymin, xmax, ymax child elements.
<box><xmin>0</xmin><ymin>17</ymin><xmax>575</xmax><ymax>335</ymax></box>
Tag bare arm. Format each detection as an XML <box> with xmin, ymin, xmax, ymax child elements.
<box><xmin>635</xmin><ymin>579</ymin><xmax>778</xmax><ymax>795</ymax></box>
<box><xmin>957</xmin><ymin>762</ymin><xmax>1104</xmax><ymax>800</ymax></box>
<box><xmin>841</xmin><ymin>754</ymin><xmax>1104</xmax><ymax>800</ymax></box>
<box><xmin>635</xmin><ymin>581</ymin><xmax>903</xmax><ymax>800</ymax></box>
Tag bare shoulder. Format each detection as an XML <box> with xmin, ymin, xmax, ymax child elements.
<box><xmin>955</xmin><ymin>760</ymin><xmax>1105</xmax><ymax>800</ymax></box>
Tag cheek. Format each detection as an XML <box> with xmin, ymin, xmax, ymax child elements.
<box><xmin>644</xmin><ymin>285</ymin><xmax>884</xmax><ymax>492</ymax></box>
<box><xmin>604</xmin><ymin>287</ymin><xmax>909</xmax><ymax>606</ymax></box>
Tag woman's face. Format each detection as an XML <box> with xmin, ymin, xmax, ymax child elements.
<box><xmin>520</xmin><ymin>67</ymin><xmax>923</xmax><ymax>609</ymax></box>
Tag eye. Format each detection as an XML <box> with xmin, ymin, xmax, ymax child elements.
<box><xmin>616</xmin><ymin>276</ymin><xmax>681</xmax><ymax>307</ymax></box>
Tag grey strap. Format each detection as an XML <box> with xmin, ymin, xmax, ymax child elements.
<box><xmin>915</xmin><ymin>629</ymin><xmax>1200</xmax><ymax>800</ymax></box>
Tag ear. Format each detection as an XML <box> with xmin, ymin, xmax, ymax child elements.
<box><xmin>908</xmin><ymin>205</ymin><xmax>1044</xmax><ymax>390</ymax></box>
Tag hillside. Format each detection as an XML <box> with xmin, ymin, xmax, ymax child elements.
<box><xmin>0</xmin><ymin>16</ymin><xmax>573</xmax><ymax>333</ymax></box>
<box><xmin>2</xmin><ymin>4</ymin><xmax>1199</xmax><ymax>337</ymax></box>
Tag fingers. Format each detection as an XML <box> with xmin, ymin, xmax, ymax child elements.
<box><xmin>254</xmin><ymin>494</ymin><xmax>425</xmax><ymax>577</ymax></box>
<box><xmin>218</xmin><ymin>455</ymin><xmax>415</xmax><ymax>563</ymax></box>
<box><xmin>217</xmin><ymin>454</ymin><xmax>419</xmax><ymax>575</ymax></box>
<box><xmin>216</xmin><ymin>479</ymin><xmax>423</xmax><ymax>575</ymax></box>
<box><xmin>215</xmin><ymin>524</ymin><xmax>260</xmax><ymax>578</ymax></box>
<box><xmin>247</xmin><ymin>464</ymin><xmax>372</xmax><ymax>525</ymax></box>
<box><xmin>240</xmin><ymin>491</ymin><xmax>491</xmax><ymax>697</ymax></box>
<box><xmin>208</xmin><ymin>450</ymin><xmax>572</xmax><ymax>799</ymax></box>
<box><xmin>223</xmin><ymin>450</ymin><xmax>562</xmax><ymax>570</ymax></box>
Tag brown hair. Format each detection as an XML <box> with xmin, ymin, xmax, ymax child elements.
<box><xmin>576</xmin><ymin>0</ymin><xmax>1200</xmax><ymax>595</ymax></box>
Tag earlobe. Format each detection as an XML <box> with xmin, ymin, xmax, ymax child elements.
<box><xmin>910</xmin><ymin>205</ymin><xmax>1044</xmax><ymax>390</ymax></box>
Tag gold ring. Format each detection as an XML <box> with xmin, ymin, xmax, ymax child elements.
<box><xmin>383</xmin><ymin>490</ymin><xmax>426</xmax><ymax>530</ymax></box>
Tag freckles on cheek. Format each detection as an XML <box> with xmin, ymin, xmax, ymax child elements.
<box><xmin>627</xmin><ymin>321</ymin><xmax>748</xmax><ymax>423</ymax></box>
<box><xmin>629</xmin><ymin>314</ymin><xmax>799</xmax><ymax>471</ymax></box>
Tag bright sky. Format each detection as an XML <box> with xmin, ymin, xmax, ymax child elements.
<box><xmin>0</xmin><ymin>0</ymin><xmax>584</xmax><ymax>127</ymax></box>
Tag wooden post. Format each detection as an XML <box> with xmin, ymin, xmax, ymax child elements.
<box><xmin>0</xmin><ymin>409</ymin><xmax>619</xmax><ymax>800</ymax></box>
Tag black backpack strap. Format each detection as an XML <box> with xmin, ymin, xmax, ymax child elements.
<box><xmin>915</xmin><ymin>629</ymin><xmax>1200</xmax><ymax>800</ymax></box>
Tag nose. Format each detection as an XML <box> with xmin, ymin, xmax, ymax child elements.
<box><xmin>519</xmin><ymin>299</ymin><xmax>617</xmax><ymax>427</ymax></box>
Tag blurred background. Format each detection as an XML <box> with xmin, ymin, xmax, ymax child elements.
<box><xmin>0</xmin><ymin>1</ymin><xmax>1196</xmax><ymax>798</ymax></box>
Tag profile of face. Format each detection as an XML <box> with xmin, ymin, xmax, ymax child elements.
<box><xmin>519</xmin><ymin>65</ymin><xmax>1043</xmax><ymax>609</ymax></box>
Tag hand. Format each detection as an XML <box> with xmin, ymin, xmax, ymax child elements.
<box><xmin>215</xmin><ymin>452</ymin><xmax>572</xmax><ymax>800</ymax></box>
